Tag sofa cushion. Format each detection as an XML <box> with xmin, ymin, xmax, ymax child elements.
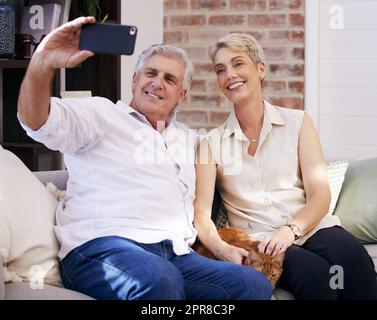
<box><xmin>334</xmin><ymin>157</ymin><xmax>377</xmax><ymax>244</ymax></box>
<box><xmin>33</xmin><ymin>170</ymin><xmax>68</xmax><ymax>192</ymax></box>
<box><xmin>4</xmin><ymin>283</ymin><xmax>94</xmax><ymax>300</ymax></box>
<box><xmin>364</xmin><ymin>244</ymin><xmax>377</xmax><ymax>273</ymax></box>
<box><xmin>326</xmin><ymin>160</ymin><xmax>349</xmax><ymax>215</ymax></box>
<box><xmin>0</xmin><ymin>146</ymin><xmax>62</xmax><ymax>286</ymax></box>
<box><xmin>0</xmin><ymin>256</ymin><xmax>4</xmax><ymax>300</ymax></box>
<box><xmin>272</xmin><ymin>288</ymin><xmax>295</xmax><ymax>300</ymax></box>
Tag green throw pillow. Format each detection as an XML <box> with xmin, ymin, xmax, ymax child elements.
<box><xmin>334</xmin><ymin>157</ymin><xmax>377</xmax><ymax>243</ymax></box>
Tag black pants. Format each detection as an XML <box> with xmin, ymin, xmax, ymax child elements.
<box><xmin>277</xmin><ymin>226</ymin><xmax>377</xmax><ymax>300</ymax></box>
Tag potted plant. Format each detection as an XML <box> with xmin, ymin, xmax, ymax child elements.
<box><xmin>80</xmin><ymin>0</ymin><xmax>107</xmax><ymax>23</ymax></box>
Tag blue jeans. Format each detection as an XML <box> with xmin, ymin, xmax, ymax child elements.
<box><xmin>60</xmin><ymin>236</ymin><xmax>272</xmax><ymax>300</ymax></box>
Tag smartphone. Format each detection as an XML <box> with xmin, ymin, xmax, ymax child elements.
<box><xmin>79</xmin><ymin>23</ymin><xmax>137</xmax><ymax>55</ymax></box>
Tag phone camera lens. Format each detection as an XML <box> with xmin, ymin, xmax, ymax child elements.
<box><xmin>130</xmin><ymin>27</ymin><xmax>136</xmax><ymax>35</ymax></box>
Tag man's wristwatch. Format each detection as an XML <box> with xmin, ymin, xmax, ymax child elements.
<box><xmin>285</xmin><ymin>224</ymin><xmax>302</xmax><ymax>240</ymax></box>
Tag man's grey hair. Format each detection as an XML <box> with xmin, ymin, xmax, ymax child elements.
<box><xmin>135</xmin><ymin>44</ymin><xmax>194</xmax><ymax>91</ymax></box>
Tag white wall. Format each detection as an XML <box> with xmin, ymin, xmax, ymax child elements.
<box><xmin>305</xmin><ymin>0</ymin><xmax>377</xmax><ymax>161</ymax></box>
<box><xmin>121</xmin><ymin>0</ymin><xmax>163</xmax><ymax>104</ymax></box>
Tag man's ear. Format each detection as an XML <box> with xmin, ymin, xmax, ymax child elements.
<box><xmin>131</xmin><ymin>72</ymin><xmax>138</xmax><ymax>92</ymax></box>
<box><xmin>178</xmin><ymin>89</ymin><xmax>187</xmax><ymax>104</ymax></box>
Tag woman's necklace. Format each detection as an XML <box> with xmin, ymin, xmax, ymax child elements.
<box><xmin>239</xmin><ymin>109</ymin><xmax>264</xmax><ymax>145</ymax></box>
<box><xmin>244</xmin><ymin>128</ymin><xmax>260</xmax><ymax>144</ymax></box>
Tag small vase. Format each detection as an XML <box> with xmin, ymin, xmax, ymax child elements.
<box><xmin>0</xmin><ymin>0</ymin><xmax>15</xmax><ymax>58</ymax></box>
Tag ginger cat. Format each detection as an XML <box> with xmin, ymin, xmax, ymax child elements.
<box><xmin>194</xmin><ymin>227</ymin><xmax>284</xmax><ymax>287</ymax></box>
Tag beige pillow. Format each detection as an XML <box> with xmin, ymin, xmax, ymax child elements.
<box><xmin>0</xmin><ymin>146</ymin><xmax>62</xmax><ymax>286</ymax></box>
<box><xmin>326</xmin><ymin>160</ymin><xmax>349</xmax><ymax>215</ymax></box>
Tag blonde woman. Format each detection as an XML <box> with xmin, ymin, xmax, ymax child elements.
<box><xmin>194</xmin><ymin>33</ymin><xmax>377</xmax><ymax>300</ymax></box>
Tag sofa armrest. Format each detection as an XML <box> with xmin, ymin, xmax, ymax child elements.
<box><xmin>0</xmin><ymin>255</ymin><xmax>5</xmax><ymax>300</ymax></box>
<box><xmin>33</xmin><ymin>170</ymin><xmax>69</xmax><ymax>191</ymax></box>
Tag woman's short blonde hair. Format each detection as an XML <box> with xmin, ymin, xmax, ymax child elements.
<box><xmin>210</xmin><ymin>33</ymin><xmax>265</xmax><ymax>66</ymax></box>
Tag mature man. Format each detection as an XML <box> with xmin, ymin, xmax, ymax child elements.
<box><xmin>18</xmin><ymin>17</ymin><xmax>272</xmax><ymax>300</ymax></box>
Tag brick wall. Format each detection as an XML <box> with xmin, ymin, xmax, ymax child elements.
<box><xmin>163</xmin><ymin>0</ymin><xmax>305</xmax><ymax>129</ymax></box>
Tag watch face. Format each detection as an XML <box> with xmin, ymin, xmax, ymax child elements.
<box><xmin>293</xmin><ymin>226</ymin><xmax>301</xmax><ymax>239</ymax></box>
<box><xmin>289</xmin><ymin>224</ymin><xmax>301</xmax><ymax>240</ymax></box>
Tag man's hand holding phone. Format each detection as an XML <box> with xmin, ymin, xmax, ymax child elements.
<box><xmin>31</xmin><ymin>16</ymin><xmax>138</xmax><ymax>74</ymax></box>
<box><xmin>33</xmin><ymin>16</ymin><xmax>96</xmax><ymax>71</ymax></box>
<box><xmin>19</xmin><ymin>16</ymin><xmax>97</xmax><ymax>131</ymax></box>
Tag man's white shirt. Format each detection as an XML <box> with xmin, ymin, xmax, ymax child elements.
<box><xmin>19</xmin><ymin>97</ymin><xmax>198</xmax><ymax>259</ymax></box>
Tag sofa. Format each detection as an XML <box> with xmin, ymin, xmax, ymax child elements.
<box><xmin>0</xmin><ymin>147</ymin><xmax>93</xmax><ymax>300</ymax></box>
<box><xmin>1</xmin><ymin>145</ymin><xmax>377</xmax><ymax>300</ymax></box>
<box><xmin>0</xmin><ymin>170</ymin><xmax>93</xmax><ymax>300</ymax></box>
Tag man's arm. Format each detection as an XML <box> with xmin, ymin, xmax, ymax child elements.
<box><xmin>17</xmin><ymin>56</ymin><xmax>54</xmax><ymax>130</ymax></box>
<box><xmin>18</xmin><ymin>17</ymin><xmax>96</xmax><ymax>130</ymax></box>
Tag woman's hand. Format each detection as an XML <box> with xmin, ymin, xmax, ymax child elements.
<box><xmin>258</xmin><ymin>226</ymin><xmax>295</xmax><ymax>257</ymax></box>
<box><xmin>215</xmin><ymin>243</ymin><xmax>249</xmax><ymax>265</ymax></box>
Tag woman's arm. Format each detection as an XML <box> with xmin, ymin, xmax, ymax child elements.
<box><xmin>194</xmin><ymin>139</ymin><xmax>248</xmax><ymax>264</ymax></box>
<box><xmin>288</xmin><ymin>113</ymin><xmax>331</xmax><ymax>233</ymax></box>
<box><xmin>258</xmin><ymin>113</ymin><xmax>331</xmax><ymax>256</ymax></box>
